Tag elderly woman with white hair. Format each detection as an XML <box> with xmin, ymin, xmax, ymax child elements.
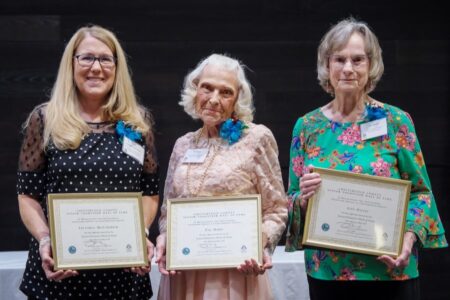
<box><xmin>155</xmin><ymin>53</ymin><xmax>288</xmax><ymax>300</ymax></box>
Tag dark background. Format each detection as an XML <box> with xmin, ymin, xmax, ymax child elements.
<box><xmin>1</xmin><ymin>1</ymin><xmax>448</xmax><ymax>299</ymax></box>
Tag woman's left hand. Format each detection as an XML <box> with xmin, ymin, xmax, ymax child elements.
<box><xmin>237</xmin><ymin>250</ymin><xmax>272</xmax><ymax>276</ymax></box>
<box><xmin>377</xmin><ymin>231</ymin><xmax>417</xmax><ymax>269</ymax></box>
<box><xmin>128</xmin><ymin>238</ymin><xmax>154</xmax><ymax>276</ymax></box>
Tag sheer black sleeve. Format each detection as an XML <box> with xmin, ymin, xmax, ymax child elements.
<box><xmin>140</xmin><ymin>110</ymin><xmax>159</xmax><ymax>196</ymax></box>
<box><xmin>16</xmin><ymin>107</ymin><xmax>47</xmax><ymax>198</ymax></box>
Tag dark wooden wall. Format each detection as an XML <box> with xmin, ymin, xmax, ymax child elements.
<box><xmin>1</xmin><ymin>1</ymin><xmax>448</xmax><ymax>299</ymax></box>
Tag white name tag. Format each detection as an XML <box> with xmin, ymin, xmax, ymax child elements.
<box><xmin>360</xmin><ymin>118</ymin><xmax>388</xmax><ymax>140</ymax></box>
<box><xmin>122</xmin><ymin>136</ymin><xmax>145</xmax><ymax>165</ymax></box>
<box><xmin>182</xmin><ymin>148</ymin><xmax>209</xmax><ymax>163</ymax></box>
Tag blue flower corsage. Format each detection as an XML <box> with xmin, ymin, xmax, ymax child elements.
<box><xmin>116</xmin><ymin>120</ymin><xmax>142</xmax><ymax>143</ymax></box>
<box><xmin>219</xmin><ymin>118</ymin><xmax>248</xmax><ymax>145</ymax></box>
<box><xmin>365</xmin><ymin>102</ymin><xmax>386</xmax><ymax>121</ymax></box>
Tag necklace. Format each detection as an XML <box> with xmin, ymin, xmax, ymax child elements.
<box><xmin>186</xmin><ymin>128</ymin><xmax>220</xmax><ymax>196</ymax></box>
<box><xmin>85</xmin><ymin>120</ymin><xmax>112</xmax><ymax>130</ymax></box>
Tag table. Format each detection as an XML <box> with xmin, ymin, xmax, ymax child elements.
<box><xmin>0</xmin><ymin>246</ymin><xmax>309</xmax><ymax>300</ymax></box>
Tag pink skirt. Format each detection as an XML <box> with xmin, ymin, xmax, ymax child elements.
<box><xmin>157</xmin><ymin>269</ymin><xmax>273</xmax><ymax>300</ymax></box>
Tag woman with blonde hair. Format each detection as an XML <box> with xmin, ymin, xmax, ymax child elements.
<box><xmin>17</xmin><ymin>25</ymin><xmax>159</xmax><ymax>299</ymax></box>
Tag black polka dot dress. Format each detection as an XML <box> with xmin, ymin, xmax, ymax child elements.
<box><xmin>16</xmin><ymin>106</ymin><xmax>159</xmax><ymax>300</ymax></box>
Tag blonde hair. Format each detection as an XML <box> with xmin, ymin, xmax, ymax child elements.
<box><xmin>317</xmin><ymin>17</ymin><xmax>384</xmax><ymax>95</ymax></box>
<box><xmin>179</xmin><ymin>53</ymin><xmax>254</xmax><ymax>122</ymax></box>
<box><xmin>41</xmin><ymin>24</ymin><xmax>150</xmax><ymax>150</ymax></box>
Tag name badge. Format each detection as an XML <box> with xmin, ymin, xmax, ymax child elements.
<box><xmin>122</xmin><ymin>137</ymin><xmax>145</xmax><ymax>165</ymax></box>
<box><xmin>182</xmin><ymin>148</ymin><xmax>209</xmax><ymax>163</ymax></box>
<box><xmin>360</xmin><ymin>118</ymin><xmax>388</xmax><ymax>140</ymax></box>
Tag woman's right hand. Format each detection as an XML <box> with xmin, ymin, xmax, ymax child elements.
<box><xmin>155</xmin><ymin>234</ymin><xmax>179</xmax><ymax>276</ymax></box>
<box><xmin>299</xmin><ymin>166</ymin><xmax>322</xmax><ymax>212</ymax></box>
<box><xmin>39</xmin><ymin>236</ymin><xmax>78</xmax><ymax>281</ymax></box>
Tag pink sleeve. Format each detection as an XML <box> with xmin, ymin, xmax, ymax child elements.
<box><xmin>253</xmin><ymin>126</ymin><xmax>288</xmax><ymax>254</ymax></box>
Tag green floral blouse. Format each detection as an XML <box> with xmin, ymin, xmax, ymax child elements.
<box><xmin>285</xmin><ymin>102</ymin><xmax>447</xmax><ymax>280</ymax></box>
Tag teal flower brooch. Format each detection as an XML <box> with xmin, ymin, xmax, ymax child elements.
<box><xmin>219</xmin><ymin>118</ymin><xmax>248</xmax><ymax>145</ymax></box>
<box><xmin>116</xmin><ymin>120</ymin><xmax>142</xmax><ymax>143</ymax></box>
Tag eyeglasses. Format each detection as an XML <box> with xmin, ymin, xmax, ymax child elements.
<box><xmin>74</xmin><ymin>54</ymin><xmax>116</xmax><ymax>68</ymax></box>
<box><xmin>329</xmin><ymin>54</ymin><xmax>369</xmax><ymax>69</ymax></box>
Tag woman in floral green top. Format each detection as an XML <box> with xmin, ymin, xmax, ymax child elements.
<box><xmin>285</xmin><ymin>18</ymin><xmax>447</xmax><ymax>300</ymax></box>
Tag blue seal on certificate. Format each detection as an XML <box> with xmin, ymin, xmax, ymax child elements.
<box><xmin>182</xmin><ymin>247</ymin><xmax>190</xmax><ymax>255</ymax></box>
<box><xmin>68</xmin><ymin>245</ymin><xmax>77</xmax><ymax>254</ymax></box>
<box><xmin>321</xmin><ymin>223</ymin><xmax>330</xmax><ymax>231</ymax></box>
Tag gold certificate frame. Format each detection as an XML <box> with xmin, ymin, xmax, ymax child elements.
<box><xmin>303</xmin><ymin>168</ymin><xmax>411</xmax><ymax>257</ymax></box>
<box><xmin>166</xmin><ymin>194</ymin><xmax>262</xmax><ymax>270</ymax></box>
<box><xmin>47</xmin><ymin>192</ymin><xmax>148</xmax><ymax>270</ymax></box>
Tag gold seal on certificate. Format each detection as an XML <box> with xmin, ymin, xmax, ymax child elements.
<box><xmin>166</xmin><ymin>195</ymin><xmax>262</xmax><ymax>270</ymax></box>
<box><xmin>47</xmin><ymin>192</ymin><xmax>148</xmax><ymax>270</ymax></box>
<box><xmin>303</xmin><ymin>168</ymin><xmax>411</xmax><ymax>257</ymax></box>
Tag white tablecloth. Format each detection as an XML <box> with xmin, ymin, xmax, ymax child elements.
<box><xmin>0</xmin><ymin>246</ymin><xmax>308</xmax><ymax>300</ymax></box>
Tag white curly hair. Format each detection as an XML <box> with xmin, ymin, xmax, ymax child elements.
<box><xmin>179</xmin><ymin>53</ymin><xmax>254</xmax><ymax>122</ymax></box>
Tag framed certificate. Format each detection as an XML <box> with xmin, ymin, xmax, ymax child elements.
<box><xmin>303</xmin><ymin>168</ymin><xmax>411</xmax><ymax>257</ymax></box>
<box><xmin>166</xmin><ymin>195</ymin><xmax>262</xmax><ymax>270</ymax></box>
<box><xmin>47</xmin><ymin>192</ymin><xmax>148</xmax><ymax>270</ymax></box>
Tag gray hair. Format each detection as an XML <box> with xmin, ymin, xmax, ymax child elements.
<box><xmin>317</xmin><ymin>17</ymin><xmax>384</xmax><ymax>95</ymax></box>
<box><xmin>179</xmin><ymin>53</ymin><xmax>254</xmax><ymax>122</ymax></box>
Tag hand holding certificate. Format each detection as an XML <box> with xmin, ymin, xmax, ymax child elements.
<box><xmin>166</xmin><ymin>195</ymin><xmax>263</xmax><ymax>270</ymax></box>
<box><xmin>303</xmin><ymin>168</ymin><xmax>411</xmax><ymax>257</ymax></box>
<box><xmin>47</xmin><ymin>192</ymin><xmax>149</xmax><ymax>270</ymax></box>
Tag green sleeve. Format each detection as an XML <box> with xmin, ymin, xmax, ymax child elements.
<box><xmin>395</xmin><ymin>110</ymin><xmax>447</xmax><ymax>248</ymax></box>
<box><xmin>285</xmin><ymin>117</ymin><xmax>306</xmax><ymax>251</ymax></box>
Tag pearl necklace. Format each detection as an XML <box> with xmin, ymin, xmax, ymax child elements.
<box><xmin>186</xmin><ymin>128</ymin><xmax>220</xmax><ymax>197</ymax></box>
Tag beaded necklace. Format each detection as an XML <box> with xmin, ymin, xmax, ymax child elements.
<box><xmin>186</xmin><ymin>127</ymin><xmax>220</xmax><ymax>196</ymax></box>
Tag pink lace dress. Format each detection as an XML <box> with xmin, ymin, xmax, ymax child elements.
<box><xmin>158</xmin><ymin>123</ymin><xmax>288</xmax><ymax>300</ymax></box>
